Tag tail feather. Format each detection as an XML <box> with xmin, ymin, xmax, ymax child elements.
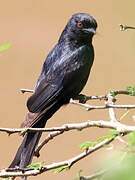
<box><xmin>9</xmin><ymin>134</ymin><xmax>27</xmax><ymax>168</ymax></box>
<box><xmin>20</xmin><ymin>132</ymin><xmax>42</xmax><ymax>168</ymax></box>
<box><xmin>9</xmin><ymin>131</ymin><xmax>42</xmax><ymax>168</ymax></box>
<box><xmin>9</xmin><ymin>116</ymin><xmax>47</xmax><ymax>169</ymax></box>
<box><xmin>9</xmin><ymin>100</ymin><xmax>67</xmax><ymax>179</ymax></box>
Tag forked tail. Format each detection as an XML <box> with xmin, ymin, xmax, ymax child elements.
<box><xmin>9</xmin><ymin>131</ymin><xmax>42</xmax><ymax>168</ymax></box>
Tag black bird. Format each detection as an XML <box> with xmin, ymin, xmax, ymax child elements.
<box><xmin>9</xmin><ymin>13</ymin><xmax>97</xmax><ymax>171</ymax></box>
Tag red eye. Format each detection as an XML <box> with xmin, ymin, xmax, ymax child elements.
<box><xmin>77</xmin><ymin>22</ymin><xmax>83</xmax><ymax>28</ymax></box>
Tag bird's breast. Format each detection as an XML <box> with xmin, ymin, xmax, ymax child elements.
<box><xmin>62</xmin><ymin>45</ymin><xmax>94</xmax><ymax>98</ymax></box>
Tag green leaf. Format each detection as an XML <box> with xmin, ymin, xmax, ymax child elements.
<box><xmin>53</xmin><ymin>166</ymin><xmax>70</xmax><ymax>174</ymax></box>
<box><xmin>77</xmin><ymin>169</ymin><xmax>83</xmax><ymax>178</ymax></box>
<box><xmin>79</xmin><ymin>141</ymin><xmax>97</xmax><ymax>149</ymax></box>
<box><xmin>109</xmin><ymin>90</ymin><xmax>116</xmax><ymax>97</ymax></box>
<box><xmin>97</xmin><ymin>136</ymin><xmax>114</xmax><ymax>142</ymax></box>
<box><xmin>21</xmin><ymin>128</ymin><xmax>27</xmax><ymax>134</ymax></box>
<box><xmin>109</xmin><ymin>130</ymin><xmax>119</xmax><ymax>135</ymax></box>
<box><xmin>0</xmin><ymin>44</ymin><xmax>12</xmax><ymax>51</ymax></box>
<box><xmin>93</xmin><ymin>122</ymin><xmax>100</xmax><ymax>126</ymax></box>
<box><xmin>74</xmin><ymin>169</ymin><xmax>83</xmax><ymax>180</ymax></box>
<box><xmin>27</xmin><ymin>161</ymin><xmax>44</xmax><ymax>170</ymax></box>
<box><xmin>127</xmin><ymin>132</ymin><xmax>135</xmax><ymax>146</ymax></box>
<box><xmin>126</xmin><ymin>86</ymin><xmax>135</xmax><ymax>96</ymax></box>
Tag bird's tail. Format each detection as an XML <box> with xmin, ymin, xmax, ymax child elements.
<box><xmin>9</xmin><ymin>113</ymin><xmax>47</xmax><ymax>169</ymax></box>
<box><xmin>9</xmin><ymin>105</ymin><xmax>55</xmax><ymax>169</ymax></box>
<box><xmin>9</xmin><ymin>100</ymin><xmax>67</xmax><ymax>179</ymax></box>
<box><xmin>9</xmin><ymin>131</ymin><xmax>42</xmax><ymax>169</ymax></box>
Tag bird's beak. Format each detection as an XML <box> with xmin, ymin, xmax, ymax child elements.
<box><xmin>83</xmin><ymin>28</ymin><xmax>96</xmax><ymax>35</ymax></box>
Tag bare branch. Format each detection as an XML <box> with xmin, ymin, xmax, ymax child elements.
<box><xmin>106</xmin><ymin>93</ymin><xmax>117</xmax><ymax>122</ymax></box>
<box><xmin>20</xmin><ymin>88</ymin><xmax>34</xmax><ymax>94</ymax></box>
<box><xmin>80</xmin><ymin>168</ymin><xmax>108</xmax><ymax>180</ymax></box>
<box><xmin>34</xmin><ymin>119</ymin><xmax>135</xmax><ymax>156</ymax></box>
<box><xmin>0</xmin><ymin>138</ymin><xmax>114</xmax><ymax>178</ymax></box>
<box><xmin>0</xmin><ymin>127</ymin><xmax>68</xmax><ymax>135</ymax></box>
<box><xmin>120</xmin><ymin>24</ymin><xmax>135</xmax><ymax>31</ymax></box>
<box><xmin>2</xmin><ymin>88</ymin><xmax>134</xmax><ymax>178</ymax></box>
<box><xmin>0</xmin><ymin>119</ymin><xmax>135</xmax><ymax>157</ymax></box>
<box><xmin>70</xmin><ymin>99</ymin><xmax>135</xmax><ymax>111</ymax></box>
<box><xmin>20</xmin><ymin>88</ymin><xmax>131</xmax><ymax>99</ymax></box>
<box><xmin>20</xmin><ymin>88</ymin><xmax>135</xmax><ymax>110</ymax></box>
<box><xmin>0</xmin><ymin>120</ymin><xmax>117</xmax><ymax>135</ymax></box>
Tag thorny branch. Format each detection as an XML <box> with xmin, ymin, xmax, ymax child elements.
<box><xmin>1</xmin><ymin>120</ymin><xmax>135</xmax><ymax>136</ymax></box>
<box><xmin>34</xmin><ymin>119</ymin><xmax>134</xmax><ymax>157</ymax></box>
<box><xmin>0</xmin><ymin>89</ymin><xmax>135</xmax><ymax>179</ymax></box>
<box><xmin>0</xmin><ymin>138</ymin><xmax>114</xmax><ymax>178</ymax></box>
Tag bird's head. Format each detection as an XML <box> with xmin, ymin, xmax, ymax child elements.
<box><xmin>60</xmin><ymin>13</ymin><xmax>97</xmax><ymax>44</ymax></box>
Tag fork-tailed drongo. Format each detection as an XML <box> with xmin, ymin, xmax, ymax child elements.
<box><xmin>9</xmin><ymin>13</ymin><xmax>97</xmax><ymax>172</ymax></box>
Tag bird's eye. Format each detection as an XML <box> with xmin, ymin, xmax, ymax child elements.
<box><xmin>77</xmin><ymin>22</ymin><xmax>83</xmax><ymax>28</ymax></box>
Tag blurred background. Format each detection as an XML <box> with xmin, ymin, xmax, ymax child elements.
<box><xmin>0</xmin><ymin>0</ymin><xmax>135</xmax><ymax>179</ymax></box>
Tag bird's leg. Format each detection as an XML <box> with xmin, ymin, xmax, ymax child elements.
<box><xmin>73</xmin><ymin>94</ymin><xmax>87</xmax><ymax>104</ymax></box>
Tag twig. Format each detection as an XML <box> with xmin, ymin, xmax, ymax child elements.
<box><xmin>2</xmin><ymin>88</ymin><xmax>134</xmax><ymax>178</ymax></box>
<box><xmin>0</xmin><ymin>127</ymin><xmax>69</xmax><ymax>135</ymax></box>
<box><xmin>0</xmin><ymin>119</ymin><xmax>135</xmax><ymax>156</ymax></box>
<box><xmin>116</xmin><ymin>136</ymin><xmax>128</xmax><ymax>146</ymax></box>
<box><xmin>20</xmin><ymin>89</ymin><xmax>131</xmax><ymax>99</ymax></box>
<box><xmin>20</xmin><ymin>88</ymin><xmax>135</xmax><ymax>110</ymax></box>
<box><xmin>34</xmin><ymin>130</ymin><xmax>64</xmax><ymax>157</ymax></box>
<box><xmin>120</xmin><ymin>24</ymin><xmax>135</xmax><ymax>31</ymax></box>
<box><xmin>80</xmin><ymin>168</ymin><xmax>108</xmax><ymax>180</ymax></box>
<box><xmin>0</xmin><ymin>138</ymin><xmax>114</xmax><ymax>178</ymax></box>
<box><xmin>70</xmin><ymin>99</ymin><xmax>135</xmax><ymax>110</ymax></box>
<box><xmin>0</xmin><ymin>113</ymin><xmax>135</xmax><ymax>136</ymax></box>
<box><xmin>106</xmin><ymin>93</ymin><xmax>117</xmax><ymax>122</ymax></box>
<box><xmin>34</xmin><ymin>120</ymin><xmax>135</xmax><ymax>156</ymax></box>
<box><xmin>0</xmin><ymin>121</ymin><xmax>117</xmax><ymax>135</ymax></box>
<box><xmin>20</xmin><ymin>89</ymin><xmax>34</xmax><ymax>94</ymax></box>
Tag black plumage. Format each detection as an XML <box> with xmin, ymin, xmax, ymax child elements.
<box><xmin>9</xmin><ymin>13</ymin><xmax>97</xmax><ymax>174</ymax></box>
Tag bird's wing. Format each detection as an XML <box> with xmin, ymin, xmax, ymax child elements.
<box><xmin>27</xmin><ymin>44</ymin><xmax>92</xmax><ymax>114</ymax></box>
<box><xmin>27</xmin><ymin>47</ymin><xmax>79</xmax><ymax>113</ymax></box>
<box><xmin>27</xmin><ymin>70</ymin><xmax>64</xmax><ymax>113</ymax></box>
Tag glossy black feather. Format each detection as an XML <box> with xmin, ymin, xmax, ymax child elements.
<box><xmin>9</xmin><ymin>13</ymin><xmax>97</xmax><ymax>173</ymax></box>
<box><xmin>27</xmin><ymin>44</ymin><xmax>94</xmax><ymax>113</ymax></box>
